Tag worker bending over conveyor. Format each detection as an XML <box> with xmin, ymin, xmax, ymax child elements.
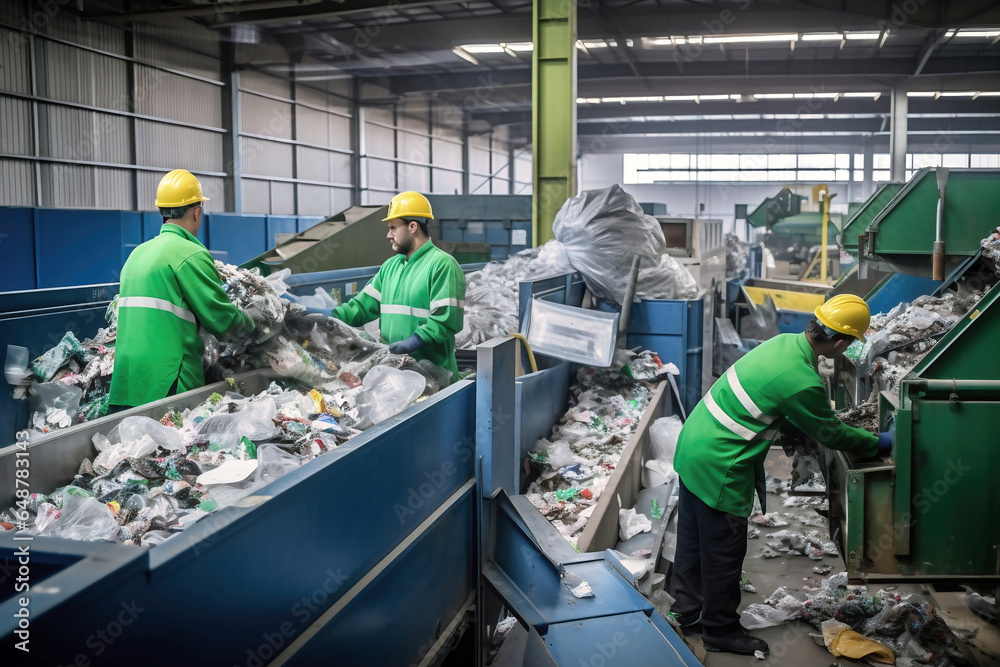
<box><xmin>670</xmin><ymin>294</ymin><xmax>893</xmax><ymax>656</ymax></box>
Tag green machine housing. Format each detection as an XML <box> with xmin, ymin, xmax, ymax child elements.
<box><xmin>826</xmin><ymin>259</ymin><xmax>1000</xmax><ymax>582</ymax></box>
<box><xmin>242</xmin><ymin>195</ymin><xmax>533</xmax><ymax>275</ymax></box>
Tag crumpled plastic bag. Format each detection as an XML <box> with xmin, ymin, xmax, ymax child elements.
<box><xmin>195</xmin><ymin>396</ymin><xmax>277</xmax><ymax>449</ymax></box>
<box><xmin>741</xmin><ymin>587</ymin><xmax>805</xmax><ymax>629</ymax></box>
<box><xmin>206</xmin><ymin>444</ymin><xmax>302</xmax><ymax>508</ymax></box>
<box><xmin>297</xmin><ymin>287</ymin><xmax>339</xmax><ymax>310</ymax></box>
<box><xmin>30</xmin><ymin>381</ymin><xmax>84</xmax><ymax>427</ymax></box>
<box><xmin>356</xmin><ymin>366</ymin><xmax>426</xmax><ymax>427</ymax></box>
<box><xmin>635</xmin><ymin>253</ymin><xmax>702</xmax><ymax>301</ymax></box>
<box><xmin>44</xmin><ymin>489</ymin><xmax>120</xmax><ymax>542</ymax></box>
<box><xmin>649</xmin><ymin>416</ymin><xmax>682</xmax><ymax>465</ymax></box>
<box><xmin>552</xmin><ymin>185</ymin><xmax>667</xmax><ymax>306</ymax></box>
<box><xmin>822</xmin><ymin>620</ymin><xmax>896</xmax><ymax>663</ymax></box>
<box><xmin>618</xmin><ymin>507</ymin><xmax>652</xmax><ymax>541</ymax></box>
<box><xmin>95</xmin><ymin>416</ymin><xmax>185</xmax><ymax>469</ymax></box>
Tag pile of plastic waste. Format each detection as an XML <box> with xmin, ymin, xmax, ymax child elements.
<box><xmin>456</xmin><ymin>186</ymin><xmax>701</xmax><ymax>348</ymax></box>
<box><xmin>11</xmin><ymin>263</ymin><xmax>447</xmax><ymax>436</ymax></box>
<box><xmin>726</xmin><ymin>234</ymin><xmax>750</xmax><ymax>277</ymax></box>
<box><xmin>456</xmin><ymin>241</ymin><xmax>574</xmax><ymax>348</ymax></box>
<box><xmin>846</xmin><ymin>291</ymin><xmax>979</xmax><ymax>396</ymax></box>
<box><xmin>742</xmin><ymin>574</ymin><xmax>967</xmax><ymax>665</ymax></box>
<box><xmin>524</xmin><ymin>349</ymin><xmax>672</xmax><ymax>549</ymax></box>
<box><xmin>981</xmin><ymin>226</ymin><xmax>1000</xmax><ymax>274</ymax></box>
<box><xmin>1</xmin><ymin>369</ymin><xmax>430</xmax><ymax>545</ymax></box>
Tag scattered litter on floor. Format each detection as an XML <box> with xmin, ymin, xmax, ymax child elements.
<box><xmin>741</xmin><ymin>572</ymin><xmax>757</xmax><ymax>593</ymax></box>
<box><xmin>747</xmin><ymin>527</ymin><xmax>760</xmax><ymax>540</ymax></box>
<box><xmin>753</xmin><ymin>649</ymin><xmax>766</xmax><ymax>660</ymax></box>
<box><xmin>749</xmin><ymin>511</ymin><xmax>789</xmax><ymax>527</ymax></box>
<box><xmin>783</xmin><ymin>495</ymin><xmax>828</xmax><ymax>511</ymax></box>
<box><xmin>814</xmin><ymin>564</ymin><xmax>834</xmax><ymax>576</ymax></box>
<box><xmin>741</xmin><ymin>573</ymin><xmax>970</xmax><ymax>665</ymax></box>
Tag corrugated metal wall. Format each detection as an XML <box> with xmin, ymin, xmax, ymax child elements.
<box><xmin>0</xmin><ymin>6</ymin><xmax>532</xmax><ymax>216</ymax></box>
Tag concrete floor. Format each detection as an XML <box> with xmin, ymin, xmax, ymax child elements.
<box><xmin>491</xmin><ymin>447</ymin><xmax>1000</xmax><ymax>666</ymax></box>
<box><xmin>683</xmin><ymin>449</ymin><xmax>1000</xmax><ymax>667</ymax></box>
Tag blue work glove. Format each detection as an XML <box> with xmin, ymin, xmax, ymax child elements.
<box><xmin>877</xmin><ymin>424</ymin><xmax>895</xmax><ymax>454</ymax></box>
<box><xmin>388</xmin><ymin>333</ymin><xmax>424</xmax><ymax>355</ymax></box>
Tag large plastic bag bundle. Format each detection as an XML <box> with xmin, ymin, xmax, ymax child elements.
<box><xmin>636</xmin><ymin>254</ymin><xmax>702</xmax><ymax>300</ymax></box>
<box><xmin>553</xmin><ymin>185</ymin><xmax>666</xmax><ymax>305</ymax></box>
<box><xmin>195</xmin><ymin>396</ymin><xmax>278</xmax><ymax>449</ymax></box>
<box><xmin>44</xmin><ymin>488</ymin><xmax>120</xmax><ymax>542</ymax></box>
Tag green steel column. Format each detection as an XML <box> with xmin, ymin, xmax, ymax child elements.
<box><xmin>532</xmin><ymin>0</ymin><xmax>577</xmax><ymax>245</ymax></box>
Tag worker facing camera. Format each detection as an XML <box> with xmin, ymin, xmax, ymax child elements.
<box><xmin>283</xmin><ymin>191</ymin><xmax>466</xmax><ymax>383</ymax></box>
<box><xmin>668</xmin><ymin>294</ymin><xmax>891</xmax><ymax>656</ymax></box>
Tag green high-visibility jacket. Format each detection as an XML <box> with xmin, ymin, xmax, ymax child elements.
<box><xmin>674</xmin><ymin>333</ymin><xmax>877</xmax><ymax>517</ymax></box>
<box><xmin>334</xmin><ymin>240</ymin><xmax>466</xmax><ymax>380</ymax></box>
<box><xmin>109</xmin><ymin>224</ymin><xmax>252</xmax><ymax>407</ymax></box>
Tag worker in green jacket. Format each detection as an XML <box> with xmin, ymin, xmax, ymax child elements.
<box><xmin>291</xmin><ymin>191</ymin><xmax>466</xmax><ymax>383</ymax></box>
<box><xmin>669</xmin><ymin>294</ymin><xmax>893</xmax><ymax>656</ymax></box>
<box><xmin>109</xmin><ymin>169</ymin><xmax>259</xmax><ymax>409</ymax></box>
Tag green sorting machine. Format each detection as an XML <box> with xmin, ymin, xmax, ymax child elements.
<box><xmin>825</xmin><ymin>168</ymin><xmax>1000</xmax><ymax>583</ymax></box>
<box><xmin>828</xmin><ymin>281</ymin><xmax>1000</xmax><ymax>581</ymax></box>
<box><xmin>860</xmin><ymin>168</ymin><xmax>1000</xmax><ymax>278</ymax></box>
<box><xmin>242</xmin><ymin>195</ymin><xmax>533</xmax><ymax>275</ymax></box>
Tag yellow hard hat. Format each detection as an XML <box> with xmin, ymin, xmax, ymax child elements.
<box><xmin>815</xmin><ymin>294</ymin><xmax>870</xmax><ymax>343</ymax></box>
<box><xmin>383</xmin><ymin>191</ymin><xmax>433</xmax><ymax>221</ymax></box>
<box><xmin>154</xmin><ymin>169</ymin><xmax>210</xmax><ymax>208</ymax></box>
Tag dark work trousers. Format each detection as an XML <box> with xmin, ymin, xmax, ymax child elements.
<box><xmin>669</xmin><ymin>477</ymin><xmax>749</xmax><ymax>638</ymax></box>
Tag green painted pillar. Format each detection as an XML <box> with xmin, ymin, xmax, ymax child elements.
<box><xmin>532</xmin><ymin>0</ymin><xmax>577</xmax><ymax>246</ymax></box>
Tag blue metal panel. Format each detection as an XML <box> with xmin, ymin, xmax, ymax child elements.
<box><xmin>485</xmin><ymin>223</ymin><xmax>509</xmax><ymax>245</ymax></box>
<box><xmin>285</xmin><ymin>490</ymin><xmax>476</xmax><ymax>666</ymax></box>
<box><xmin>35</xmin><ymin>209</ymin><xmax>123</xmax><ymax>288</ymax></box>
<box><xmin>775</xmin><ymin>310</ymin><xmax>815</xmax><ymax>334</ymax></box>
<box><xmin>515</xmin><ymin>364</ymin><xmax>572</xmax><ymax>463</ymax></box>
<box><xmin>141</xmin><ymin>211</ymin><xmax>162</xmax><ymax>241</ymax></box>
<box><xmin>490</xmin><ymin>245</ymin><xmax>507</xmax><ymax>260</ymax></box>
<box><xmin>441</xmin><ymin>220</ymin><xmax>464</xmax><ymax>242</ymax></box>
<box><xmin>477</xmin><ymin>338</ymin><xmax>518</xmax><ymax>497</ymax></box>
<box><xmin>266</xmin><ymin>215</ymin><xmax>298</xmax><ymax>248</ymax></box>
<box><xmin>464</xmin><ymin>223</ymin><xmax>487</xmax><ymax>242</ymax></box>
<box><xmin>598</xmin><ymin>297</ymin><xmax>705</xmax><ymax>415</ymax></box>
<box><xmin>866</xmin><ymin>272</ymin><xmax>940</xmax><ymax>317</ymax></box>
<box><xmin>207</xmin><ymin>213</ymin><xmax>267</xmax><ymax>265</ymax></box>
<box><xmin>539</xmin><ymin>612</ymin><xmax>700</xmax><ymax>666</ymax></box>
<box><xmin>0</xmin><ymin>380</ymin><xmax>477</xmax><ymax>665</ymax></box>
<box><xmin>0</xmin><ymin>208</ymin><xmax>36</xmax><ymax>291</ymax></box>
<box><xmin>121</xmin><ymin>211</ymin><xmax>143</xmax><ymax>264</ymax></box>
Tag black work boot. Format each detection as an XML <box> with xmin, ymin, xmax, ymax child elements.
<box><xmin>703</xmin><ymin>629</ymin><xmax>769</xmax><ymax>655</ymax></box>
<box><xmin>673</xmin><ymin>611</ymin><xmax>703</xmax><ymax>635</ymax></box>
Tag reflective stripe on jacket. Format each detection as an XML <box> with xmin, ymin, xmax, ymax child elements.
<box><xmin>674</xmin><ymin>333</ymin><xmax>878</xmax><ymax>517</ymax></box>
<box><xmin>333</xmin><ymin>240</ymin><xmax>466</xmax><ymax>380</ymax></box>
<box><xmin>109</xmin><ymin>224</ymin><xmax>252</xmax><ymax>407</ymax></box>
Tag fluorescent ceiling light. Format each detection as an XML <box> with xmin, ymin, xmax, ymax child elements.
<box><xmin>907</xmin><ymin>92</ymin><xmax>937</xmax><ymax>97</ymax></box>
<box><xmin>841</xmin><ymin>92</ymin><xmax>881</xmax><ymax>98</ymax></box>
<box><xmin>951</xmin><ymin>29</ymin><xmax>1000</xmax><ymax>38</ymax></box>
<box><xmin>703</xmin><ymin>33</ymin><xmax>797</xmax><ymax>44</ymax></box>
<box><xmin>577</xmin><ymin>39</ymin><xmax>617</xmax><ymax>49</ymax></box>
<box><xmin>844</xmin><ymin>31</ymin><xmax>881</xmax><ymax>40</ymax></box>
<box><xmin>753</xmin><ymin>93</ymin><xmax>795</xmax><ymax>99</ymax></box>
<box><xmin>460</xmin><ymin>44</ymin><xmax>504</xmax><ymax>54</ymax></box>
<box><xmin>452</xmin><ymin>47</ymin><xmax>479</xmax><ymax>65</ymax></box>
<box><xmin>502</xmin><ymin>42</ymin><xmax>533</xmax><ymax>52</ymax></box>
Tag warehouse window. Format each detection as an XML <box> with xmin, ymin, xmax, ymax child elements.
<box><xmin>625</xmin><ymin>152</ymin><xmax>860</xmax><ymax>184</ymax></box>
<box><xmin>624</xmin><ymin>152</ymin><xmax>987</xmax><ymax>184</ymax></box>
